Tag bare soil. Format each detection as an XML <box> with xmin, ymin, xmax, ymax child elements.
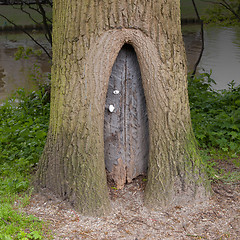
<box><xmin>24</xmin><ymin>160</ymin><xmax>240</xmax><ymax>240</ymax></box>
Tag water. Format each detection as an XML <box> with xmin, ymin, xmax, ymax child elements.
<box><xmin>0</xmin><ymin>31</ymin><xmax>51</xmax><ymax>103</ymax></box>
<box><xmin>182</xmin><ymin>25</ymin><xmax>240</xmax><ymax>90</ymax></box>
<box><xmin>0</xmin><ymin>26</ymin><xmax>240</xmax><ymax>103</ymax></box>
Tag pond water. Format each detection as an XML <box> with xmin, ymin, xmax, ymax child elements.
<box><xmin>0</xmin><ymin>25</ymin><xmax>240</xmax><ymax>102</ymax></box>
<box><xmin>0</xmin><ymin>32</ymin><xmax>51</xmax><ymax>103</ymax></box>
<box><xmin>182</xmin><ymin>24</ymin><xmax>240</xmax><ymax>90</ymax></box>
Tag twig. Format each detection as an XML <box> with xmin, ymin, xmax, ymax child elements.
<box><xmin>191</xmin><ymin>0</ymin><xmax>204</xmax><ymax>78</ymax></box>
<box><xmin>186</xmin><ymin>234</ymin><xmax>208</xmax><ymax>239</ymax></box>
<box><xmin>9</xmin><ymin>1</ymin><xmax>52</xmax><ymax>38</ymax></box>
<box><xmin>201</xmin><ymin>0</ymin><xmax>240</xmax><ymax>21</ymax></box>
<box><xmin>27</xmin><ymin>2</ymin><xmax>52</xmax><ymax>24</ymax></box>
<box><xmin>36</xmin><ymin>0</ymin><xmax>52</xmax><ymax>46</ymax></box>
<box><xmin>0</xmin><ymin>13</ymin><xmax>52</xmax><ymax>59</ymax></box>
<box><xmin>18</xmin><ymin>3</ymin><xmax>40</xmax><ymax>25</ymax></box>
<box><xmin>45</xmin><ymin>0</ymin><xmax>53</xmax><ymax>8</ymax></box>
<box><xmin>131</xmin><ymin>217</ymin><xmax>161</xmax><ymax>231</ymax></box>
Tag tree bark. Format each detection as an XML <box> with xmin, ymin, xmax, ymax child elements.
<box><xmin>36</xmin><ymin>0</ymin><xmax>210</xmax><ymax>216</ymax></box>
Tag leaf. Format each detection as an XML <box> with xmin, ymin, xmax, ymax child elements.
<box><xmin>229</xmin><ymin>142</ymin><xmax>238</xmax><ymax>151</ymax></box>
<box><xmin>0</xmin><ymin>235</ymin><xmax>13</xmax><ymax>240</ymax></box>
<box><xmin>28</xmin><ymin>231</ymin><xmax>42</xmax><ymax>240</ymax></box>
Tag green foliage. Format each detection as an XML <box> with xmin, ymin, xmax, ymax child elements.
<box><xmin>188</xmin><ymin>74</ymin><xmax>240</xmax><ymax>182</ymax></box>
<box><xmin>202</xmin><ymin>0</ymin><xmax>240</xmax><ymax>25</ymax></box>
<box><xmin>0</xmin><ymin>86</ymin><xmax>51</xmax><ymax>238</ymax></box>
<box><xmin>15</xmin><ymin>47</ymin><xmax>42</xmax><ymax>61</ymax></box>
<box><xmin>188</xmin><ymin>72</ymin><xmax>240</xmax><ymax>155</ymax></box>
<box><xmin>200</xmin><ymin>150</ymin><xmax>240</xmax><ymax>182</ymax></box>
<box><xmin>0</xmin><ymin>200</ymin><xmax>47</xmax><ymax>239</ymax></box>
<box><xmin>199</xmin><ymin>150</ymin><xmax>219</xmax><ymax>181</ymax></box>
<box><xmin>0</xmin><ymin>87</ymin><xmax>50</xmax><ymax>183</ymax></box>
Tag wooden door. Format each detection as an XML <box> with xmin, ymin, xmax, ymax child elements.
<box><xmin>104</xmin><ymin>44</ymin><xmax>149</xmax><ymax>189</ymax></box>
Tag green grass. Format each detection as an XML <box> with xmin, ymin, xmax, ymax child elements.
<box><xmin>0</xmin><ymin>86</ymin><xmax>52</xmax><ymax>239</ymax></box>
<box><xmin>0</xmin><ymin>4</ymin><xmax>51</xmax><ymax>27</ymax></box>
<box><xmin>0</xmin><ymin>196</ymin><xmax>51</xmax><ymax>240</ymax></box>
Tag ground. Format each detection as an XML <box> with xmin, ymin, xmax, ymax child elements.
<box><xmin>23</xmin><ymin>159</ymin><xmax>239</xmax><ymax>240</ymax></box>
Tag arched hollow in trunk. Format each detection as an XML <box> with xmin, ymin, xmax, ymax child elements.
<box><xmin>104</xmin><ymin>44</ymin><xmax>149</xmax><ymax>189</ymax></box>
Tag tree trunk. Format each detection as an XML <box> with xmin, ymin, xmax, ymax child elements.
<box><xmin>36</xmin><ymin>0</ymin><xmax>210</xmax><ymax>216</ymax></box>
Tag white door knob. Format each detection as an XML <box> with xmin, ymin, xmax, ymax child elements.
<box><xmin>113</xmin><ymin>90</ymin><xmax>120</xmax><ymax>95</ymax></box>
<box><xmin>109</xmin><ymin>105</ymin><xmax>115</xmax><ymax>112</ymax></box>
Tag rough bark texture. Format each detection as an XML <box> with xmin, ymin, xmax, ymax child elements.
<box><xmin>36</xmin><ymin>0</ymin><xmax>210</xmax><ymax>215</ymax></box>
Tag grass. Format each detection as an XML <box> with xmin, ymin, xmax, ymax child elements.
<box><xmin>0</xmin><ymin>86</ymin><xmax>52</xmax><ymax>239</ymax></box>
<box><xmin>0</xmin><ymin>195</ymin><xmax>51</xmax><ymax>240</ymax></box>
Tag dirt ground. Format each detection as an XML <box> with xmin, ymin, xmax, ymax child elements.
<box><xmin>24</xmin><ymin>160</ymin><xmax>240</xmax><ymax>240</ymax></box>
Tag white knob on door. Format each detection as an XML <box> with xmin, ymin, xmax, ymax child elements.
<box><xmin>113</xmin><ymin>90</ymin><xmax>120</xmax><ymax>95</ymax></box>
<box><xmin>109</xmin><ymin>105</ymin><xmax>115</xmax><ymax>112</ymax></box>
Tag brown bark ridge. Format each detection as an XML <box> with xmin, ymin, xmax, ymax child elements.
<box><xmin>36</xmin><ymin>0</ymin><xmax>211</xmax><ymax>216</ymax></box>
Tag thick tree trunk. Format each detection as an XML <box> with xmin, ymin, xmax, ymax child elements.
<box><xmin>36</xmin><ymin>0</ymin><xmax>210</xmax><ymax>215</ymax></box>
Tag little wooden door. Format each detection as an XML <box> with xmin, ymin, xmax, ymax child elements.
<box><xmin>104</xmin><ymin>44</ymin><xmax>149</xmax><ymax>189</ymax></box>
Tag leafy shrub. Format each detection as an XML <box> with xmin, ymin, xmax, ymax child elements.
<box><xmin>202</xmin><ymin>0</ymin><xmax>240</xmax><ymax>25</ymax></box>
<box><xmin>188</xmin><ymin>72</ymin><xmax>240</xmax><ymax>155</ymax></box>
<box><xmin>0</xmin><ymin>87</ymin><xmax>50</xmax><ymax>184</ymax></box>
<box><xmin>0</xmin><ymin>202</ymin><xmax>45</xmax><ymax>239</ymax></box>
<box><xmin>0</xmin><ymin>86</ymin><xmax>51</xmax><ymax>238</ymax></box>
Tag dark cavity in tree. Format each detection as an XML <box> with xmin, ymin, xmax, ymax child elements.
<box><xmin>104</xmin><ymin>44</ymin><xmax>149</xmax><ymax>189</ymax></box>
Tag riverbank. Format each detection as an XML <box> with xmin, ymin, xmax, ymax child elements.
<box><xmin>0</xmin><ymin>1</ymin><xmax>207</xmax><ymax>32</ymax></box>
<box><xmin>0</xmin><ymin>24</ymin><xmax>48</xmax><ymax>32</ymax></box>
<box><xmin>0</xmin><ymin>4</ymin><xmax>51</xmax><ymax>30</ymax></box>
<box><xmin>181</xmin><ymin>0</ymin><xmax>209</xmax><ymax>19</ymax></box>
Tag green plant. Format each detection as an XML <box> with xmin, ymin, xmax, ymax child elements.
<box><xmin>188</xmin><ymin>72</ymin><xmax>240</xmax><ymax>155</ymax></box>
<box><xmin>15</xmin><ymin>47</ymin><xmax>42</xmax><ymax>61</ymax></box>
<box><xmin>0</xmin><ymin>86</ymin><xmax>51</xmax><ymax>238</ymax></box>
<box><xmin>14</xmin><ymin>46</ymin><xmax>51</xmax><ymax>88</ymax></box>
<box><xmin>200</xmin><ymin>150</ymin><xmax>221</xmax><ymax>182</ymax></box>
<box><xmin>0</xmin><ymin>200</ymin><xmax>48</xmax><ymax>239</ymax></box>
<box><xmin>202</xmin><ymin>0</ymin><xmax>240</xmax><ymax>25</ymax></box>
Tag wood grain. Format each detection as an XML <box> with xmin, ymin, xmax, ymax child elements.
<box><xmin>104</xmin><ymin>44</ymin><xmax>149</xmax><ymax>188</ymax></box>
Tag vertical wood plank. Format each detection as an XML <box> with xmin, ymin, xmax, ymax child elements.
<box><xmin>104</xmin><ymin>44</ymin><xmax>149</xmax><ymax>188</ymax></box>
